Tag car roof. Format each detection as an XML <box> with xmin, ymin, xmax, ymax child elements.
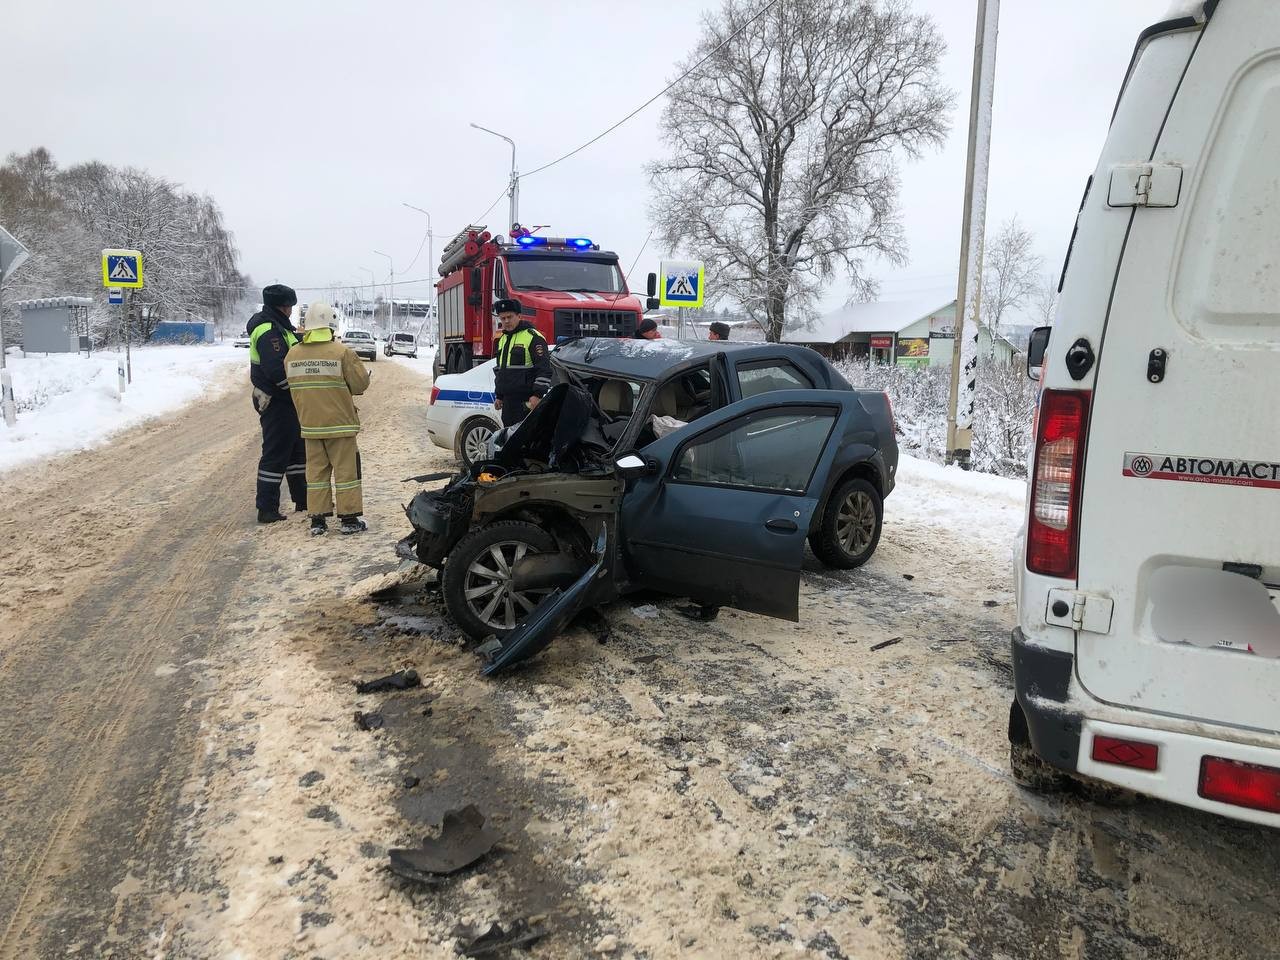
<box><xmin>551</xmin><ymin>337</ymin><xmax>820</xmax><ymax>380</ymax></box>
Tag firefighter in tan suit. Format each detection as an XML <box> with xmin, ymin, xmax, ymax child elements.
<box><xmin>284</xmin><ymin>303</ymin><xmax>372</xmax><ymax>535</ymax></box>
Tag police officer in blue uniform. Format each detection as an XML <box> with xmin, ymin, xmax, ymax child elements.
<box><xmin>247</xmin><ymin>284</ymin><xmax>307</xmax><ymax>522</ymax></box>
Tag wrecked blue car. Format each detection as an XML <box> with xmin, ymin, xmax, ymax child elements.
<box><xmin>397</xmin><ymin>338</ymin><xmax>898</xmax><ymax>673</ymax></box>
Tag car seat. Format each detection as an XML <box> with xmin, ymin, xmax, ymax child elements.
<box><xmin>598</xmin><ymin>380</ymin><xmax>634</xmax><ymax>419</ymax></box>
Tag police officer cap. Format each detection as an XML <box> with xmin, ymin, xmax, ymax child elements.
<box><xmin>494</xmin><ymin>298</ymin><xmax>522</xmax><ymax>316</ymax></box>
<box><xmin>262</xmin><ymin>284</ymin><xmax>298</xmax><ymax>308</ymax></box>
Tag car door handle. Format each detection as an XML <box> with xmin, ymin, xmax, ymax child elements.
<box><xmin>765</xmin><ymin>518</ymin><xmax>798</xmax><ymax>533</ymax></box>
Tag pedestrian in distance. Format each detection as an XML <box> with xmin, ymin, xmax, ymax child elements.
<box><xmin>634</xmin><ymin>317</ymin><xmax>662</xmax><ymax>340</ymax></box>
<box><xmin>492</xmin><ymin>298</ymin><xmax>551</xmax><ymax>428</ymax></box>
<box><xmin>708</xmin><ymin>321</ymin><xmax>730</xmax><ymax>341</ymax></box>
<box><xmin>248</xmin><ymin>284</ymin><xmax>308</xmax><ymax>523</ymax></box>
<box><xmin>284</xmin><ymin>302</ymin><xmax>372</xmax><ymax>536</ymax></box>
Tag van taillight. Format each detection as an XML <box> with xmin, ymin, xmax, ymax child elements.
<box><xmin>1027</xmin><ymin>389</ymin><xmax>1090</xmax><ymax>578</ymax></box>
<box><xmin>429</xmin><ymin>385</ymin><xmax>440</xmax><ymax>406</ymax></box>
<box><xmin>1199</xmin><ymin>756</ymin><xmax>1280</xmax><ymax>814</ymax></box>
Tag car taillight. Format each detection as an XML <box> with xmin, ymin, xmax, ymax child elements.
<box><xmin>1199</xmin><ymin>756</ymin><xmax>1280</xmax><ymax>814</ymax></box>
<box><xmin>1091</xmin><ymin>735</ymin><xmax>1159</xmax><ymax>771</ymax></box>
<box><xmin>1027</xmin><ymin>389</ymin><xmax>1090</xmax><ymax>578</ymax></box>
<box><xmin>429</xmin><ymin>385</ymin><xmax>440</xmax><ymax>406</ymax></box>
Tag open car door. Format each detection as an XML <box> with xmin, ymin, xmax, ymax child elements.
<box><xmin>620</xmin><ymin>390</ymin><xmax>856</xmax><ymax>620</ymax></box>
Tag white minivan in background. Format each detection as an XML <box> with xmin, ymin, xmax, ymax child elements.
<box><xmin>1012</xmin><ymin>1</ymin><xmax>1280</xmax><ymax>826</ymax></box>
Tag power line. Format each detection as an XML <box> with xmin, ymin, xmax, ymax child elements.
<box><xmin>520</xmin><ymin>0</ymin><xmax>784</xmax><ymax>180</ymax></box>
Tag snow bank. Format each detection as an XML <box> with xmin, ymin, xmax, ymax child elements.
<box><xmin>890</xmin><ymin>454</ymin><xmax>1026</xmax><ymax>554</ymax></box>
<box><xmin>0</xmin><ymin>343</ymin><xmax>242</xmax><ymax>474</ymax></box>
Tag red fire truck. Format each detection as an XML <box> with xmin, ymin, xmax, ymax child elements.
<box><xmin>434</xmin><ymin>225</ymin><xmax>649</xmax><ymax>376</ymax></box>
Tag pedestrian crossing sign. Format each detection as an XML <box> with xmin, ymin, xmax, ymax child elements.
<box><xmin>659</xmin><ymin>259</ymin><xmax>705</xmax><ymax>308</ymax></box>
<box><xmin>102</xmin><ymin>248</ymin><xmax>144</xmax><ymax>288</ymax></box>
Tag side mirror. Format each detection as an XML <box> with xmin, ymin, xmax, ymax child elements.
<box><xmin>469</xmin><ymin>266</ymin><xmax>483</xmax><ymax>296</ymax></box>
<box><xmin>1027</xmin><ymin>326</ymin><xmax>1051</xmax><ymax>382</ymax></box>
<box><xmin>646</xmin><ymin>272</ymin><xmax>657</xmax><ymax>298</ymax></box>
<box><xmin>646</xmin><ymin>297</ymin><xmax>660</xmax><ymax>312</ymax></box>
<box><xmin>615</xmin><ymin>453</ymin><xmax>654</xmax><ymax>480</ymax></box>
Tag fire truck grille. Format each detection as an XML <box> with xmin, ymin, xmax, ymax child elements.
<box><xmin>553</xmin><ymin>309</ymin><xmax>639</xmax><ymax>340</ymax></box>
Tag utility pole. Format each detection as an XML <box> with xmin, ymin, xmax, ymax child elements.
<box><xmin>402</xmin><ymin>203</ymin><xmax>436</xmax><ymax>345</ymax></box>
<box><xmin>946</xmin><ymin>0</ymin><xmax>1000</xmax><ymax>468</ymax></box>
<box><xmin>470</xmin><ymin>123</ymin><xmax>519</xmax><ymax>232</ymax></box>
<box><xmin>375</xmin><ymin>250</ymin><xmax>395</xmax><ymax>334</ymax></box>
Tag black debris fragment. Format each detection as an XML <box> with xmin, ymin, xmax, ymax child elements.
<box><xmin>455</xmin><ymin>919</ymin><xmax>548</xmax><ymax>957</ymax></box>
<box><xmin>402</xmin><ymin>775</ymin><xmax>421</xmax><ymax>790</ymax></box>
<box><xmin>298</xmin><ymin>770</ymin><xmax>325</xmax><ymax>787</ymax></box>
<box><xmin>355</xmin><ymin>669</ymin><xmax>422</xmax><ymax>694</ymax></box>
<box><xmin>268</xmin><ymin>855</ymin><xmax>284</xmax><ymax>865</ymax></box>
<box><xmin>983</xmin><ymin>599</ymin><xmax>999</xmax><ymax>608</ymax></box>
<box><xmin>387</xmin><ymin>805</ymin><xmax>499</xmax><ymax>884</ymax></box>
<box><xmin>903</xmin><ymin>573</ymin><xmax>915</xmax><ymax>581</ymax></box>
<box><xmin>306</xmin><ymin>805</ymin><xmax>340</xmax><ymax>823</ymax></box>
<box><xmin>870</xmin><ymin>637</ymin><xmax>903</xmax><ymax>652</ymax></box>
<box><xmin>634</xmin><ymin>654</ymin><xmax>660</xmax><ymax>664</ymax></box>
<box><xmin>355</xmin><ymin>711</ymin><xmax>384</xmax><ymax>731</ymax></box>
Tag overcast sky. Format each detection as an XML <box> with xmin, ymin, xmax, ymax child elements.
<box><xmin>9</xmin><ymin>0</ymin><xmax>1171</xmax><ymax>317</ymax></box>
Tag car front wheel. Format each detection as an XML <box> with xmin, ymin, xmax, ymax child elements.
<box><xmin>442</xmin><ymin>521</ymin><xmax>558</xmax><ymax>640</ymax></box>
<box><xmin>456</xmin><ymin>417</ymin><xmax>496</xmax><ymax>468</ymax></box>
<box><xmin>809</xmin><ymin>476</ymin><xmax>883</xmax><ymax>569</ymax></box>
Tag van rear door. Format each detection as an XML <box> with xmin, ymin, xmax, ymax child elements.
<box><xmin>1075</xmin><ymin>2</ymin><xmax>1280</xmax><ymax>731</ymax></box>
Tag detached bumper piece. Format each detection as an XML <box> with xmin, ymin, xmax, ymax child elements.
<box><xmin>482</xmin><ymin>528</ymin><xmax>609</xmax><ymax>676</ymax></box>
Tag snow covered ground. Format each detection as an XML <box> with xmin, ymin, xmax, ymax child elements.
<box><xmin>892</xmin><ymin>452</ymin><xmax>1026</xmax><ymax>554</ymax></box>
<box><xmin>0</xmin><ymin>343</ymin><xmax>242</xmax><ymax>474</ymax></box>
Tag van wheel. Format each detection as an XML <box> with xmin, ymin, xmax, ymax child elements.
<box><xmin>442</xmin><ymin>521</ymin><xmax>558</xmax><ymax>641</ymax></box>
<box><xmin>809</xmin><ymin>477</ymin><xmax>882</xmax><ymax>569</ymax></box>
<box><xmin>456</xmin><ymin>417</ymin><xmax>496</xmax><ymax>468</ymax></box>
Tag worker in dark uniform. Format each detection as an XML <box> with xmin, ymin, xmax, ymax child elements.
<box><xmin>248</xmin><ymin>284</ymin><xmax>307</xmax><ymax>523</ymax></box>
<box><xmin>492</xmin><ymin>298</ymin><xmax>551</xmax><ymax>428</ymax></box>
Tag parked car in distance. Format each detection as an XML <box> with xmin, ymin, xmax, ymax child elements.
<box><xmin>385</xmin><ymin>332</ymin><xmax>418</xmax><ymax>358</ymax></box>
<box><xmin>341</xmin><ymin>329</ymin><xmax>377</xmax><ymax>361</ymax></box>
<box><xmin>400</xmin><ymin>338</ymin><xmax>898</xmax><ymax>673</ymax></box>
<box><xmin>1011</xmin><ymin>1</ymin><xmax>1280</xmax><ymax>828</ymax></box>
<box><xmin>426</xmin><ymin>359</ymin><xmax>500</xmax><ymax>469</ymax></box>
<box><xmin>233</xmin><ymin>334</ymin><xmax>250</xmax><ymax>348</ymax></box>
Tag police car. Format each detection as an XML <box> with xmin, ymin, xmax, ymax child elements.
<box><xmin>426</xmin><ymin>359</ymin><xmax>500</xmax><ymax>468</ymax></box>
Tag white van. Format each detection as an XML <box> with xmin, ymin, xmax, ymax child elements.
<box><xmin>1012</xmin><ymin>1</ymin><xmax>1280</xmax><ymax>826</ymax></box>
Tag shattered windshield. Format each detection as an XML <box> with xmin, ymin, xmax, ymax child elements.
<box><xmin>506</xmin><ymin>256</ymin><xmax>625</xmax><ymax>294</ymax></box>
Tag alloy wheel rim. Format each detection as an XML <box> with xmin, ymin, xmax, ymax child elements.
<box><xmin>462</xmin><ymin>539</ymin><xmax>551</xmax><ymax>630</ymax></box>
<box><xmin>835</xmin><ymin>491</ymin><xmax>876</xmax><ymax>556</ymax></box>
<box><xmin>464</xmin><ymin>426</ymin><xmax>493</xmax><ymax>464</ymax></box>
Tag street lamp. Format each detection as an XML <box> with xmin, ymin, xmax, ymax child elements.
<box><xmin>402</xmin><ymin>203</ymin><xmax>436</xmax><ymax>344</ymax></box>
<box><xmin>469</xmin><ymin>122</ymin><xmax>518</xmax><ymax>234</ymax></box>
<box><xmin>374</xmin><ymin>250</ymin><xmax>394</xmax><ymax>334</ymax></box>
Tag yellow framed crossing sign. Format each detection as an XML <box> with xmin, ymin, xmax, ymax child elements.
<box><xmin>102</xmin><ymin>248</ymin><xmax>144</xmax><ymax>288</ymax></box>
<box><xmin>658</xmin><ymin>259</ymin><xmax>705</xmax><ymax>308</ymax></box>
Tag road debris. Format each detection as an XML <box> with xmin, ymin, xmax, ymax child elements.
<box><xmin>631</xmin><ymin>605</ymin><xmax>660</xmax><ymax>620</ymax></box>
<box><xmin>354</xmin><ymin>711</ymin><xmax>384</xmax><ymax>731</ymax></box>
<box><xmin>298</xmin><ymin>770</ymin><xmax>325</xmax><ymax>787</ymax></box>
<box><xmin>455</xmin><ymin>918</ymin><xmax>549</xmax><ymax>957</ymax></box>
<box><xmin>870</xmin><ymin>637</ymin><xmax>903</xmax><ymax>652</ymax></box>
<box><xmin>354</xmin><ymin>669</ymin><xmax>421</xmax><ymax>693</ymax></box>
<box><xmin>387</xmin><ymin>804</ymin><xmax>500</xmax><ymax>884</ymax></box>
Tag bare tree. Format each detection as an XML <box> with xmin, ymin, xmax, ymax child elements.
<box><xmin>1031</xmin><ymin>269</ymin><xmax>1060</xmax><ymax>327</ymax></box>
<box><xmin>980</xmin><ymin>216</ymin><xmax>1043</xmax><ymax>334</ymax></box>
<box><xmin>648</xmin><ymin>0</ymin><xmax>951</xmax><ymax>342</ymax></box>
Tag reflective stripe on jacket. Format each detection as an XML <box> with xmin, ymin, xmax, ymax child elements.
<box><xmin>248</xmin><ymin>310</ymin><xmax>299</xmax><ymax>398</ymax></box>
<box><xmin>493</xmin><ymin>322</ymin><xmax>551</xmax><ymax>397</ymax></box>
<box><xmin>284</xmin><ymin>328</ymin><xmax>371</xmax><ymax>439</ymax></box>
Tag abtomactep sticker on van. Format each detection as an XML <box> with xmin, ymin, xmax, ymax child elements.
<box><xmin>1123</xmin><ymin>452</ymin><xmax>1280</xmax><ymax>489</ymax></box>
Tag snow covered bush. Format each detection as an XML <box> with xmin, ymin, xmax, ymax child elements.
<box><xmin>837</xmin><ymin>357</ymin><xmax>1037</xmax><ymax>478</ymax></box>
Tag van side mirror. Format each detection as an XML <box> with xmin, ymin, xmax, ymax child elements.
<box><xmin>1027</xmin><ymin>326</ymin><xmax>1051</xmax><ymax>381</ymax></box>
<box><xmin>646</xmin><ymin>272</ymin><xmax>657</xmax><ymax>298</ymax></box>
<box><xmin>615</xmin><ymin>453</ymin><xmax>655</xmax><ymax>480</ymax></box>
